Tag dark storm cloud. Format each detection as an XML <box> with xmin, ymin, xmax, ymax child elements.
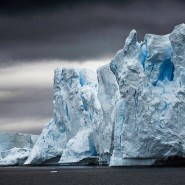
<box><xmin>0</xmin><ymin>87</ymin><xmax>52</xmax><ymax>119</ymax></box>
<box><xmin>0</xmin><ymin>0</ymin><xmax>130</xmax><ymax>14</ymax></box>
<box><xmin>0</xmin><ymin>87</ymin><xmax>52</xmax><ymax>134</ymax></box>
<box><xmin>0</xmin><ymin>0</ymin><xmax>185</xmax><ymax>64</ymax></box>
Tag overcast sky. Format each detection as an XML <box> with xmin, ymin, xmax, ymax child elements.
<box><xmin>1</xmin><ymin>0</ymin><xmax>185</xmax><ymax>135</ymax></box>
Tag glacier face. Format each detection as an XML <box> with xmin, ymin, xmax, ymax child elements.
<box><xmin>24</xmin><ymin>118</ymin><xmax>68</xmax><ymax>165</ymax></box>
<box><xmin>110</xmin><ymin>24</ymin><xmax>185</xmax><ymax>166</ymax></box>
<box><xmin>97</xmin><ymin>64</ymin><xmax>119</xmax><ymax>164</ymax></box>
<box><xmin>25</xmin><ymin>68</ymin><xmax>103</xmax><ymax>165</ymax></box>
<box><xmin>1</xmin><ymin>24</ymin><xmax>185</xmax><ymax>166</ymax></box>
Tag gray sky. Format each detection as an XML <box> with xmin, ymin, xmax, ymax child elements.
<box><xmin>1</xmin><ymin>0</ymin><xmax>185</xmax><ymax>134</ymax></box>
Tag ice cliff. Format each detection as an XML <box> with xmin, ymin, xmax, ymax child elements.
<box><xmin>1</xmin><ymin>24</ymin><xmax>185</xmax><ymax>166</ymax></box>
<box><xmin>97</xmin><ymin>64</ymin><xmax>119</xmax><ymax>164</ymax></box>
<box><xmin>110</xmin><ymin>24</ymin><xmax>185</xmax><ymax>166</ymax></box>
<box><xmin>25</xmin><ymin>68</ymin><xmax>103</xmax><ymax>165</ymax></box>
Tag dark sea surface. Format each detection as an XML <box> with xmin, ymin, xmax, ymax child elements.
<box><xmin>0</xmin><ymin>166</ymin><xmax>185</xmax><ymax>185</ymax></box>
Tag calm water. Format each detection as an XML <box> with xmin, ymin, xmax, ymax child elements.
<box><xmin>0</xmin><ymin>166</ymin><xmax>185</xmax><ymax>185</ymax></box>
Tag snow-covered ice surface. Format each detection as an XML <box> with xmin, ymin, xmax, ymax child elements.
<box><xmin>0</xmin><ymin>132</ymin><xmax>38</xmax><ymax>152</ymax></box>
<box><xmin>2</xmin><ymin>24</ymin><xmax>185</xmax><ymax>166</ymax></box>
<box><xmin>0</xmin><ymin>148</ymin><xmax>31</xmax><ymax>166</ymax></box>
<box><xmin>24</xmin><ymin>118</ymin><xmax>68</xmax><ymax>165</ymax></box>
<box><xmin>0</xmin><ymin>133</ymin><xmax>38</xmax><ymax>166</ymax></box>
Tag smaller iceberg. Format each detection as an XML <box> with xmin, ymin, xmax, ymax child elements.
<box><xmin>0</xmin><ymin>132</ymin><xmax>38</xmax><ymax>166</ymax></box>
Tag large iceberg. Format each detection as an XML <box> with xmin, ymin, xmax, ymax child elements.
<box><xmin>1</xmin><ymin>24</ymin><xmax>185</xmax><ymax>166</ymax></box>
<box><xmin>110</xmin><ymin>24</ymin><xmax>185</xmax><ymax>166</ymax></box>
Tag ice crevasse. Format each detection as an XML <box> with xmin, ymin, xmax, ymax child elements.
<box><xmin>1</xmin><ymin>24</ymin><xmax>185</xmax><ymax>166</ymax></box>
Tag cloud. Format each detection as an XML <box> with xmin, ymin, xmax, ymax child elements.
<box><xmin>0</xmin><ymin>59</ymin><xmax>107</xmax><ymax>88</ymax></box>
<box><xmin>0</xmin><ymin>0</ymin><xmax>185</xmax><ymax>64</ymax></box>
<box><xmin>0</xmin><ymin>117</ymin><xmax>51</xmax><ymax>135</ymax></box>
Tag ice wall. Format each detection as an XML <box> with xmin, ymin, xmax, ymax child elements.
<box><xmin>25</xmin><ymin>68</ymin><xmax>103</xmax><ymax>165</ymax></box>
<box><xmin>110</xmin><ymin>24</ymin><xmax>185</xmax><ymax>166</ymax></box>
<box><xmin>97</xmin><ymin>64</ymin><xmax>119</xmax><ymax>164</ymax></box>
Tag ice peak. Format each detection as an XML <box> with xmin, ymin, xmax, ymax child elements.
<box><xmin>123</xmin><ymin>29</ymin><xmax>138</xmax><ymax>55</ymax></box>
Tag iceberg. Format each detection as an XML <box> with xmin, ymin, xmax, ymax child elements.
<box><xmin>0</xmin><ymin>148</ymin><xmax>31</xmax><ymax>166</ymax></box>
<box><xmin>0</xmin><ymin>132</ymin><xmax>38</xmax><ymax>166</ymax></box>
<box><xmin>1</xmin><ymin>24</ymin><xmax>185</xmax><ymax>166</ymax></box>
<box><xmin>25</xmin><ymin>68</ymin><xmax>103</xmax><ymax>165</ymax></box>
<box><xmin>110</xmin><ymin>24</ymin><xmax>185</xmax><ymax>166</ymax></box>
